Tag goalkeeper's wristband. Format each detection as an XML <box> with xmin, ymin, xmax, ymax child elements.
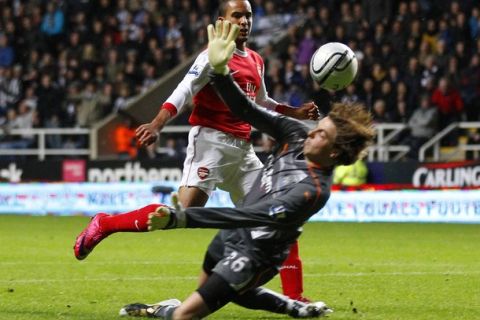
<box><xmin>163</xmin><ymin>208</ymin><xmax>186</xmax><ymax>229</ymax></box>
<box><xmin>212</xmin><ymin>65</ymin><xmax>230</xmax><ymax>76</ymax></box>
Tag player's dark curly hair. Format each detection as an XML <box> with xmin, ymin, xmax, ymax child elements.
<box><xmin>328</xmin><ymin>103</ymin><xmax>375</xmax><ymax>166</ymax></box>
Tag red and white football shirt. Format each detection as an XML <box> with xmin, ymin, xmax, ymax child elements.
<box><xmin>162</xmin><ymin>48</ymin><xmax>278</xmax><ymax>140</ymax></box>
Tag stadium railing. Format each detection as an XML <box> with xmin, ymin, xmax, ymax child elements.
<box><xmin>1</xmin><ymin>122</ymin><xmax>479</xmax><ymax>162</ymax></box>
<box><xmin>367</xmin><ymin>123</ymin><xmax>409</xmax><ymax>161</ymax></box>
<box><xmin>419</xmin><ymin>121</ymin><xmax>480</xmax><ymax>162</ymax></box>
<box><xmin>0</xmin><ymin>128</ymin><xmax>91</xmax><ymax>160</ymax></box>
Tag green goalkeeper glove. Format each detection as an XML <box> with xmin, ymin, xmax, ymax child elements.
<box><xmin>207</xmin><ymin>20</ymin><xmax>240</xmax><ymax>75</ymax></box>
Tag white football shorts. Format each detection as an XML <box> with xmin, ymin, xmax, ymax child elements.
<box><xmin>180</xmin><ymin>126</ymin><xmax>263</xmax><ymax>203</ymax></box>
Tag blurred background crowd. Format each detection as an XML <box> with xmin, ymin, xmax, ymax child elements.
<box><xmin>0</xmin><ymin>0</ymin><xmax>479</xmax><ymax>159</ymax></box>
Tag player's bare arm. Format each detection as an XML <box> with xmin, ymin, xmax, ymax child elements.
<box><xmin>135</xmin><ymin>108</ymin><xmax>172</xmax><ymax>146</ymax></box>
<box><xmin>277</xmin><ymin>102</ymin><xmax>321</xmax><ymax>120</ymax></box>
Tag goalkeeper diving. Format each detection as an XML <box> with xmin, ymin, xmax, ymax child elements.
<box><xmin>74</xmin><ymin>20</ymin><xmax>375</xmax><ymax>319</ymax></box>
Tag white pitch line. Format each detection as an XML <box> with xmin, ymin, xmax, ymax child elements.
<box><xmin>1</xmin><ymin>271</ymin><xmax>479</xmax><ymax>284</ymax></box>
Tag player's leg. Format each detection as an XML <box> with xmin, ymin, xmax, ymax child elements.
<box><xmin>168</xmin><ymin>240</ymin><xmax>254</xmax><ymax>318</ymax></box>
<box><xmin>233</xmin><ymin>287</ymin><xmax>332</xmax><ymax>318</ymax></box>
<box><xmin>169</xmin><ymin>253</ymin><xmax>274</xmax><ymax>319</ymax></box>
<box><xmin>74</xmin><ymin>203</ymin><xmax>167</xmax><ymax>260</ymax></box>
<box><xmin>120</xmin><ymin>232</ymin><xmax>227</xmax><ymax>319</ymax></box>
<box><xmin>133</xmin><ymin>273</ymin><xmax>235</xmax><ymax>319</ymax></box>
<box><xmin>120</xmin><ymin>271</ymin><xmax>331</xmax><ymax>319</ymax></box>
<box><xmin>178</xmin><ymin>126</ymin><xmax>225</xmax><ymax>207</ymax></box>
<box><xmin>177</xmin><ymin>186</ymin><xmax>209</xmax><ymax>207</ymax></box>
<box><xmin>208</xmin><ymin>241</ymin><xmax>331</xmax><ymax>318</ymax></box>
<box><xmin>219</xmin><ymin>139</ymin><xmax>263</xmax><ymax>204</ymax></box>
<box><xmin>280</xmin><ymin>240</ymin><xmax>309</xmax><ymax>301</ymax></box>
<box><xmin>172</xmin><ymin>273</ymin><xmax>332</xmax><ymax>319</ymax></box>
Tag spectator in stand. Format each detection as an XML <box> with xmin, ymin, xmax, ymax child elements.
<box><xmin>333</xmin><ymin>159</ymin><xmax>368</xmax><ymax>188</ymax></box>
<box><xmin>422</xmin><ymin>19</ymin><xmax>439</xmax><ymax>53</ymax></box>
<box><xmin>373</xmin><ymin>22</ymin><xmax>386</xmax><ymax>48</ymax></box>
<box><xmin>437</xmin><ymin>18</ymin><xmax>452</xmax><ymax>48</ymax></box>
<box><xmin>62</xmin><ymin>82</ymin><xmax>81</xmax><ymax>127</ymax></box>
<box><xmin>40</xmin><ymin>2</ymin><xmax>64</xmax><ymax>50</ymax></box>
<box><xmin>36</xmin><ymin>73</ymin><xmax>63</xmax><ymax>148</ymax></box>
<box><xmin>361</xmin><ymin>42</ymin><xmax>376</xmax><ymax>75</ymax></box>
<box><xmin>401</xmin><ymin>94</ymin><xmax>438</xmax><ymax>159</ymax></box>
<box><xmin>76</xmin><ymin>81</ymin><xmax>110</xmax><ymax>128</ymax></box>
<box><xmin>451</xmin><ymin>13</ymin><xmax>469</xmax><ymax>49</ymax></box>
<box><xmin>469</xmin><ymin>7</ymin><xmax>480</xmax><ymax>40</ymax></box>
<box><xmin>454</xmin><ymin>41</ymin><xmax>469</xmax><ymax>70</ymax></box>
<box><xmin>371</xmin><ymin>63</ymin><xmax>387</xmax><ymax>87</ymax></box>
<box><xmin>404</xmin><ymin>57</ymin><xmax>422</xmax><ymax>104</ymax></box>
<box><xmin>360</xmin><ymin>78</ymin><xmax>377</xmax><ymax>111</ymax></box>
<box><xmin>296</xmin><ymin>28</ymin><xmax>316</xmax><ymax>66</ymax></box>
<box><xmin>431</xmin><ymin>77</ymin><xmax>464</xmax><ymax>130</ymax></box>
<box><xmin>395</xmin><ymin>80</ymin><xmax>407</xmax><ymax>104</ymax></box>
<box><xmin>0</xmin><ymin>34</ymin><xmax>14</xmax><ymax>68</ymax></box>
<box><xmin>388</xmin><ymin>20</ymin><xmax>406</xmax><ymax>55</ymax></box>
<box><xmin>11</xmin><ymin>100</ymin><xmax>36</xmax><ymax>147</ymax></box>
<box><xmin>113</xmin><ymin>83</ymin><xmax>133</xmax><ymax>113</ymax></box>
<box><xmin>409</xmin><ymin>19</ymin><xmax>422</xmax><ymax>44</ymax></box>
<box><xmin>372</xmin><ymin>99</ymin><xmax>392</xmax><ymax>123</ymax></box>
<box><xmin>105</xmin><ymin>49</ymin><xmax>124</xmax><ymax>84</ymax></box>
<box><xmin>23</xmin><ymin>85</ymin><xmax>37</xmax><ymax>111</ymax></box>
<box><xmin>462</xmin><ymin>54</ymin><xmax>480</xmax><ymax>121</ymax></box>
<box><xmin>420</xmin><ymin>55</ymin><xmax>440</xmax><ymax>88</ymax></box>
<box><xmin>392</xmin><ymin>100</ymin><xmax>409</xmax><ymax>124</ymax></box>
<box><xmin>362</xmin><ymin>0</ymin><xmax>394</xmax><ymax>26</ymax></box>
<box><xmin>446</xmin><ymin>56</ymin><xmax>461</xmax><ymax>87</ymax></box>
<box><xmin>340</xmin><ymin>84</ymin><xmax>360</xmax><ymax>104</ymax></box>
<box><xmin>0</xmin><ymin>67</ymin><xmax>21</xmax><ymax>111</ymax></box>
<box><xmin>435</xmin><ymin>39</ymin><xmax>450</xmax><ymax>72</ymax></box>
<box><xmin>114</xmin><ymin>115</ymin><xmax>137</xmax><ymax>160</ymax></box>
<box><xmin>160</xmin><ymin>136</ymin><xmax>186</xmax><ymax>162</ymax></box>
<box><xmin>380</xmin><ymin>80</ymin><xmax>396</xmax><ymax>114</ymax></box>
<box><xmin>387</xmin><ymin>65</ymin><xmax>401</xmax><ymax>86</ymax></box>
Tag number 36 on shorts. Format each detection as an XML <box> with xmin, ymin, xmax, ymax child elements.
<box><xmin>223</xmin><ymin>250</ymin><xmax>250</xmax><ymax>272</ymax></box>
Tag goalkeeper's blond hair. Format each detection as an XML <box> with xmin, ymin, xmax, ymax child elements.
<box><xmin>328</xmin><ymin>103</ymin><xmax>375</xmax><ymax>166</ymax></box>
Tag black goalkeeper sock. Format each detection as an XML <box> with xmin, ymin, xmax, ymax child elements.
<box><xmin>233</xmin><ymin>287</ymin><xmax>290</xmax><ymax>314</ymax></box>
<box><xmin>233</xmin><ymin>287</ymin><xmax>315</xmax><ymax>317</ymax></box>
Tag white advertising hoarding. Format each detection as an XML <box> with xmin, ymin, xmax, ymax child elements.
<box><xmin>0</xmin><ymin>183</ymin><xmax>479</xmax><ymax>223</ymax></box>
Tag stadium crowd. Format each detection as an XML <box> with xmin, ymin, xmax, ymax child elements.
<box><xmin>0</xmin><ymin>0</ymin><xmax>479</xmax><ymax>157</ymax></box>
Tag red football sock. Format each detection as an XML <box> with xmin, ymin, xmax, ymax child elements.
<box><xmin>100</xmin><ymin>204</ymin><xmax>165</xmax><ymax>233</ymax></box>
<box><xmin>279</xmin><ymin>240</ymin><xmax>304</xmax><ymax>300</ymax></box>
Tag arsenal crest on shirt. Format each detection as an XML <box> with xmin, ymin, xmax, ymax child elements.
<box><xmin>197</xmin><ymin>167</ymin><xmax>210</xmax><ymax>180</ymax></box>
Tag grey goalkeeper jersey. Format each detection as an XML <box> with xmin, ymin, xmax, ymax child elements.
<box><xmin>179</xmin><ymin>72</ymin><xmax>333</xmax><ymax>265</ymax></box>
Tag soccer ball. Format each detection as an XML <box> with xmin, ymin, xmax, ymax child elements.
<box><xmin>310</xmin><ymin>42</ymin><xmax>358</xmax><ymax>91</ymax></box>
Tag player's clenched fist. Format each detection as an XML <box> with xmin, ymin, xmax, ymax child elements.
<box><xmin>207</xmin><ymin>20</ymin><xmax>239</xmax><ymax>75</ymax></box>
<box><xmin>135</xmin><ymin>123</ymin><xmax>159</xmax><ymax>146</ymax></box>
<box><xmin>296</xmin><ymin>102</ymin><xmax>321</xmax><ymax>121</ymax></box>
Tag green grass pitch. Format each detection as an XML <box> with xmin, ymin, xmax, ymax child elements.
<box><xmin>0</xmin><ymin>215</ymin><xmax>479</xmax><ymax>319</ymax></box>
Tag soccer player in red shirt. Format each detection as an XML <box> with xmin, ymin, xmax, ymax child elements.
<box><xmin>76</xmin><ymin>0</ymin><xmax>318</xmax><ymax>301</ymax></box>
<box><xmin>76</xmin><ymin>21</ymin><xmax>375</xmax><ymax>319</ymax></box>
